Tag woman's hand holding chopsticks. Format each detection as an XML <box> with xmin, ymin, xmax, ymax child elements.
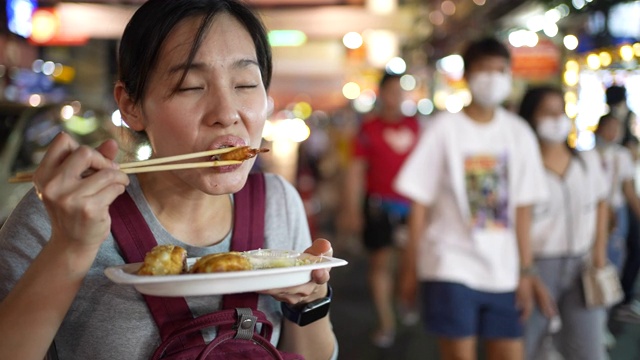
<box><xmin>34</xmin><ymin>132</ymin><xmax>130</xmax><ymax>251</ymax></box>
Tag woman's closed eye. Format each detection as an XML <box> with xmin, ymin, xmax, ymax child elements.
<box><xmin>235</xmin><ymin>84</ymin><xmax>259</xmax><ymax>89</ymax></box>
<box><xmin>178</xmin><ymin>86</ymin><xmax>205</xmax><ymax>92</ymax></box>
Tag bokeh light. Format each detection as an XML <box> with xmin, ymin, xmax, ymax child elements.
<box><xmin>386</xmin><ymin>57</ymin><xmax>406</xmax><ymax>74</ymax></box>
<box><xmin>342</xmin><ymin>82</ymin><xmax>361</xmax><ymax>100</ymax></box>
<box><xmin>343</xmin><ymin>32</ymin><xmax>363</xmax><ymax>50</ymax></box>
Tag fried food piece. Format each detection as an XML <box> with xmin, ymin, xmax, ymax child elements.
<box><xmin>137</xmin><ymin>245</ymin><xmax>187</xmax><ymax>276</ymax></box>
<box><xmin>190</xmin><ymin>252</ymin><xmax>252</xmax><ymax>273</ymax></box>
<box><xmin>218</xmin><ymin>146</ymin><xmax>269</xmax><ymax>161</ymax></box>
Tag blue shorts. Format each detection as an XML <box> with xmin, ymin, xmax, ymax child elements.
<box><xmin>421</xmin><ymin>281</ymin><xmax>522</xmax><ymax>339</ymax></box>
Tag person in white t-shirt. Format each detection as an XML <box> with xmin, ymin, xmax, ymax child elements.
<box><xmin>518</xmin><ymin>86</ymin><xmax>609</xmax><ymax>360</ymax></box>
<box><xmin>394</xmin><ymin>37</ymin><xmax>548</xmax><ymax>360</ymax></box>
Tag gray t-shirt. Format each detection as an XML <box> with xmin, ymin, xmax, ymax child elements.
<box><xmin>0</xmin><ymin>173</ymin><xmax>312</xmax><ymax>359</ymax></box>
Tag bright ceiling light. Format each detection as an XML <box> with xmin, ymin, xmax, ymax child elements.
<box><xmin>586</xmin><ymin>53</ymin><xmax>601</xmax><ymax>69</ymax></box>
<box><xmin>563</xmin><ymin>35</ymin><xmax>579</xmax><ymax>50</ymax></box>
<box><xmin>365</xmin><ymin>30</ymin><xmax>399</xmax><ymax>68</ymax></box>
<box><xmin>366</xmin><ymin>0</ymin><xmax>397</xmax><ymax>15</ymax></box>
<box><xmin>343</xmin><ymin>32</ymin><xmax>363</xmax><ymax>50</ymax></box>
<box><xmin>599</xmin><ymin>51</ymin><xmax>612</xmax><ymax>67</ymax></box>
<box><xmin>620</xmin><ymin>45</ymin><xmax>634</xmax><ymax>61</ymax></box>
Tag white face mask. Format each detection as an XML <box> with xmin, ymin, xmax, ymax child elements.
<box><xmin>610</xmin><ymin>103</ymin><xmax>628</xmax><ymax>120</ymax></box>
<box><xmin>468</xmin><ymin>71</ymin><xmax>512</xmax><ymax>108</ymax></box>
<box><xmin>536</xmin><ymin>115</ymin><xmax>572</xmax><ymax>143</ymax></box>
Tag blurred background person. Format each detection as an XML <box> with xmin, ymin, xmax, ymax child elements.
<box><xmin>340</xmin><ymin>72</ymin><xmax>420</xmax><ymax>348</ymax></box>
<box><xmin>595</xmin><ymin>113</ymin><xmax>640</xmax><ymax>274</ymax></box>
<box><xmin>519</xmin><ymin>86</ymin><xmax>609</xmax><ymax>360</ymax></box>
<box><xmin>606</xmin><ymin>85</ymin><xmax>640</xmax><ymax>324</ymax></box>
<box><xmin>394</xmin><ymin>37</ymin><xmax>548</xmax><ymax>360</ymax></box>
<box><xmin>595</xmin><ymin>113</ymin><xmax>640</xmax><ymax>348</ymax></box>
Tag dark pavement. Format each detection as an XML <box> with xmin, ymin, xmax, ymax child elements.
<box><xmin>329</xmin><ymin>241</ymin><xmax>640</xmax><ymax>360</ymax></box>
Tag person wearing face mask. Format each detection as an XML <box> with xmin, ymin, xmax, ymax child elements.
<box><xmin>605</xmin><ymin>86</ymin><xmax>640</xmax><ymax>325</ymax></box>
<box><xmin>595</xmin><ymin>114</ymin><xmax>640</xmax><ymax>274</ymax></box>
<box><xmin>593</xmin><ymin>113</ymin><xmax>640</xmax><ymax>348</ymax></box>
<box><xmin>518</xmin><ymin>87</ymin><xmax>609</xmax><ymax>360</ymax></box>
<box><xmin>393</xmin><ymin>37</ymin><xmax>548</xmax><ymax>360</ymax></box>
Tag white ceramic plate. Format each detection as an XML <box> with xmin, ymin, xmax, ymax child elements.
<box><xmin>104</xmin><ymin>253</ymin><xmax>348</xmax><ymax>297</ymax></box>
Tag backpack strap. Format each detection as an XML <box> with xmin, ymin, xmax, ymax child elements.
<box><xmin>109</xmin><ymin>173</ymin><xmax>267</xmax><ymax>347</ymax></box>
<box><xmin>222</xmin><ymin>172</ymin><xmax>265</xmax><ymax>310</ymax></box>
<box><xmin>110</xmin><ymin>191</ymin><xmax>204</xmax><ymax>350</ymax></box>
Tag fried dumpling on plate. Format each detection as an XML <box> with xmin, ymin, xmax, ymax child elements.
<box><xmin>137</xmin><ymin>245</ymin><xmax>187</xmax><ymax>276</ymax></box>
<box><xmin>189</xmin><ymin>252</ymin><xmax>252</xmax><ymax>273</ymax></box>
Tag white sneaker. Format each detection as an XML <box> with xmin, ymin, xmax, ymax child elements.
<box><xmin>371</xmin><ymin>329</ymin><xmax>395</xmax><ymax>348</ymax></box>
<box><xmin>400</xmin><ymin>310</ymin><xmax>420</xmax><ymax>326</ymax></box>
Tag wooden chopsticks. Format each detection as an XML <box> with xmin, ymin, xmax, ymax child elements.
<box><xmin>8</xmin><ymin>147</ymin><xmax>247</xmax><ymax>183</ymax></box>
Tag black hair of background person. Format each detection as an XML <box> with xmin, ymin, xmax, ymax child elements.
<box><xmin>461</xmin><ymin>37</ymin><xmax>511</xmax><ymax>71</ymax></box>
<box><xmin>378</xmin><ymin>72</ymin><xmax>402</xmax><ymax>89</ymax></box>
<box><xmin>606</xmin><ymin>85</ymin><xmax>638</xmax><ymax>147</ymax></box>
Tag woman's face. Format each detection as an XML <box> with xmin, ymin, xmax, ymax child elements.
<box><xmin>137</xmin><ymin>13</ymin><xmax>268</xmax><ymax>194</ymax></box>
<box><xmin>600</xmin><ymin>119</ymin><xmax>622</xmax><ymax>143</ymax></box>
<box><xmin>533</xmin><ymin>92</ymin><xmax>565</xmax><ymax>127</ymax></box>
<box><xmin>379</xmin><ymin>78</ymin><xmax>403</xmax><ymax>112</ymax></box>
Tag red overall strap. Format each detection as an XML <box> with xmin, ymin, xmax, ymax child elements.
<box><xmin>109</xmin><ymin>173</ymin><xmax>266</xmax><ymax>351</ymax></box>
<box><xmin>110</xmin><ymin>192</ymin><xmax>204</xmax><ymax>351</ymax></box>
<box><xmin>222</xmin><ymin>172</ymin><xmax>265</xmax><ymax>310</ymax></box>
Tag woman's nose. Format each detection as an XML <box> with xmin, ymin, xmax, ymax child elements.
<box><xmin>203</xmin><ymin>90</ymin><xmax>240</xmax><ymax>127</ymax></box>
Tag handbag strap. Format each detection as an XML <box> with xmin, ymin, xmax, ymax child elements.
<box><xmin>109</xmin><ymin>173</ymin><xmax>266</xmax><ymax>348</ymax></box>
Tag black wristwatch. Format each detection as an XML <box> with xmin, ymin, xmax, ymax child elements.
<box><xmin>281</xmin><ymin>285</ymin><xmax>332</xmax><ymax>326</ymax></box>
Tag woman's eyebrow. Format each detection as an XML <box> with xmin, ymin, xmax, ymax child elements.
<box><xmin>232</xmin><ymin>58</ymin><xmax>259</xmax><ymax>70</ymax></box>
<box><xmin>167</xmin><ymin>59</ymin><xmax>258</xmax><ymax>74</ymax></box>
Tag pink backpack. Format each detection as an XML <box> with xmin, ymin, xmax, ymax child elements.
<box><xmin>110</xmin><ymin>173</ymin><xmax>304</xmax><ymax>360</ymax></box>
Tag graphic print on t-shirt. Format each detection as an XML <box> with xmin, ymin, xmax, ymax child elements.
<box><xmin>465</xmin><ymin>153</ymin><xmax>509</xmax><ymax>230</ymax></box>
<box><xmin>382</xmin><ymin>126</ymin><xmax>416</xmax><ymax>154</ymax></box>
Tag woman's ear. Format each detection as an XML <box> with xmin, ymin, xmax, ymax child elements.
<box><xmin>114</xmin><ymin>81</ymin><xmax>145</xmax><ymax>131</ymax></box>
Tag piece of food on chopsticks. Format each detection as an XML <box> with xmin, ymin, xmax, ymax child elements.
<box><xmin>189</xmin><ymin>252</ymin><xmax>252</xmax><ymax>273</ymax></box>
<box><xmin>137</xmin><ymin>245</ymin><xmax>188</xmax><ymax>275</ymax></box>
<box><xmin>215</xmin><ymin>146</ymin><xmax>269</xmax><ymax>161</ymax></box>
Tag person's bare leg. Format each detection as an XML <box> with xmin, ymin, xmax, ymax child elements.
<box><xmin>486</xmin><ymin>338</ymin><xmax>524</xmax><ymax>360</ymax></box>
<box><xmin>438</xmin><ymin>337</ymin><xmax>477</xmax><ymax>360</ymax></box>
<box><xmin>369</xmin><ymin>247</ymin><xmax>395</xmax><ymax>334</ymax></box>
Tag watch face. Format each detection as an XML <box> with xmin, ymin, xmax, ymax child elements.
<box><xmin>298</xmin><ymin>298</ymin><xmax>331</xmax><ymax>326</ymax></box>
<box><xmin>282</xmin><ymin>297</ymin><xmax>331</xmax><ymax>327</ymax></box>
